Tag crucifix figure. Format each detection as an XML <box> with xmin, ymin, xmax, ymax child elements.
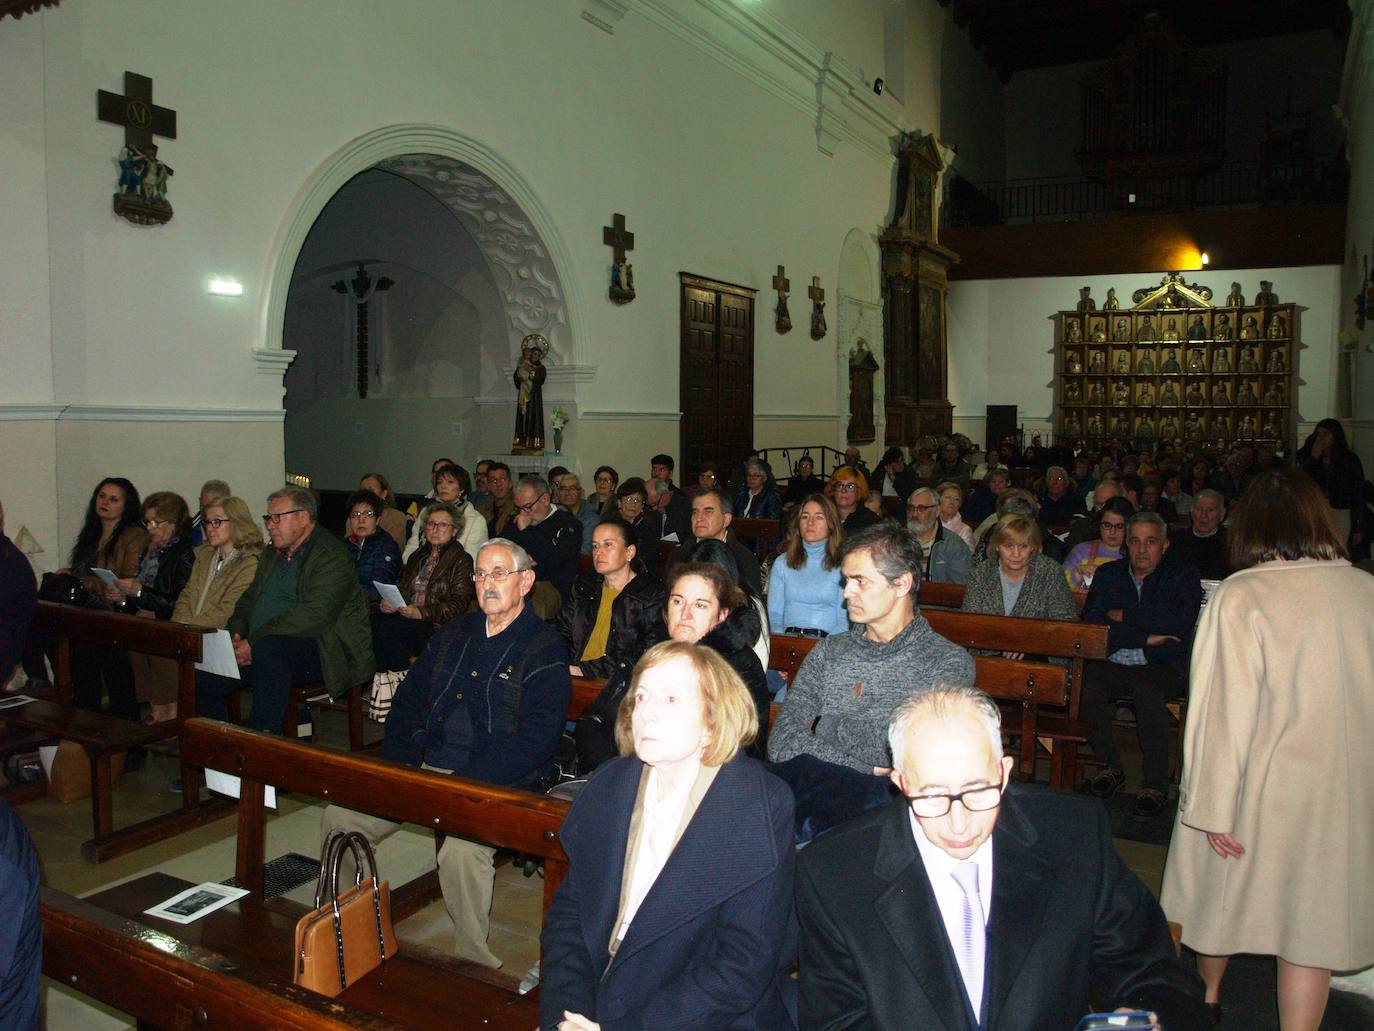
<box><xmin>772</xmin><ymin>265</ymin><xmax>792</xmax><ymax>334</ymax></box>
<box><xmin>98</xmin><ymin>71</ymin><xmax>178</xmax><ymax>225</ymax></box>
<box><xmin>331</xmin><ymin>264</ymin><xmax>394</xmax><ymax>399</ymax></box>
<box><xmin>808</xmin><ymin>275</ymin><xmax>827</xmax><ymax>340</ymax></box>
<box><xmin>603</xmin><ymin>212</ymin><xmax>636</xmax><ymax>304</ymax></box>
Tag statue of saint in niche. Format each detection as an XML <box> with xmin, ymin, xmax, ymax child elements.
<box><xmin>1214</xmin><ymin>349</ymin><xmax>1232</xmax><ymax>374</ymax></box>
<box><xmin>1238</xmin><ymin>346</ymin><xmax>1259</xmax><ymax>373</ymax></box>
<box><xmin>1187</xmin><ymin>349</ymin><xmax>1207</xmax><ymax>373</ymax></box>
<box><xmin>1112</xmin><ymin>318</ymin><xmax>1130</xmax><ymax>341</ymax></box>
<box><xmin>1162</xmin><ymin>318</ymin><xmax>1181</xmax><ymax>342</ymax></box>
<box><xmin>1266</xmin><ymin>349</ymin><xmax>1286</xmax><ymax>374</ymax></box>
<box><xmin>512</xmin><ymin>335</ymin><xmax>548</xmax><ymax>454</ymax></box>
<box><xmin>1137</xmin><ymin>350</ymin><xmax>1156</xmax><ymax>373</ymax></box>
<box><xmin>1240</xmin><ymin>316</ymin><xmax>1260</xmax><ymax>340</ymax></box>
<box><xmin>1187</xmin><ymin>315</ymin><xmax>1207</xmax><ymax>340</ymax></box>
<box><xmin>1214</xmin><ymin>314</ymin><xmax>1233</xmax><ymax>340</ymax></box>
<box><xmin>1160</xmin><ymin>381</ymin><xmax>1180</xmax><ymax>406</ymax></box>
<box><xmin>1161</xmin><ymin>349</ymin><xmax>1181</xmax><ymax>374</ymax></box>
<box><xmin>1268</xmin><ymin>314</ymin><xmax>1288</xmax><ymax>339</ymax></box>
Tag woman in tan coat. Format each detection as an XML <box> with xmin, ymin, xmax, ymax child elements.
<box><xmin>1161</xmin><ymin>468</ymin><xmax>1374</xmax><ymax>1030</ymax></box>
<box><xmin>173</xmin><ymin>496</ymin><xmax>263</xmax><ymax>635</ymax></box>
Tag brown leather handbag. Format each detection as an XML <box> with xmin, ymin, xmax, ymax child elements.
<box><xmin>293</xmin><ymin>829</ymin><xmax>398</xmax><ymax>996</ymax></box>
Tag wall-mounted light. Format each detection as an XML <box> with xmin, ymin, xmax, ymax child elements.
<box><xmin>1199</xmin><ymin>252</ymin><xmax>1210</xmax><ymax>266</ymax></box>
<box><xmin>207</xmin><ymin>278</ymin><xmax>243</xmax><ymax>296</ymax></box>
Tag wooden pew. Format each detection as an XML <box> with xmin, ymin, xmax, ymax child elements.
<box><xmin>7</xmin><ymin>602</ymin><xmax>235</xmax><ymax>862</ymax></box>
<box><xmin>767</xmin><ymin>633</ymin><xmax>821</xmax><ymax>689</ymax></box>
<box><xmin>730</xmin><ymin>517</ymin><xmax>782</xmax><ymax>558</ymax></box>
<box><xmin>916</xmin><ymin>580</ymin><xmax>1089</xmax><ymax>616</ymax></box>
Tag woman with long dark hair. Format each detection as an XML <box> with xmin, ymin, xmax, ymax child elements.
<box><xmin>1162</xmin><ymin>469</ymin><xmax>1374</xmax><ymax>1028</ymax></box>
<box><xmin>766</xmin><ymin>493</ymin><xmax>845</xmax><ymax>637</ymax></box>
<box><xmin>1297</xmin><ymin>417</ymin><xmax>1367</xmax><ymax>555</ymax></box>
<box><xmin>63</xmin><ymin>477</ymin><xmax>147</xmax><ymax>719</ymax></box>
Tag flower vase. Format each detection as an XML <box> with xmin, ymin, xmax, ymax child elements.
<box><xmin>553</xmin><ymin>428</ymin><xmax>563</xmax><ymax>454</ymax></box>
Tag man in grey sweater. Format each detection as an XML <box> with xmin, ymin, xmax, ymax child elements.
<box><xmin>769</xmin><ymin>522</ymin><xmax>975</xmax><ymax>841</ymax></box>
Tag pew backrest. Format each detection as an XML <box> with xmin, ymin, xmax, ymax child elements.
<box><xmin>767</xmin><ymin>634</ymin><xmax>822</xmax><ymax>688</ymax></box>
<box><xmin>915</xmin><ymin>581</ymin><xmax>1088</xmax><ymax>616</ymax></box>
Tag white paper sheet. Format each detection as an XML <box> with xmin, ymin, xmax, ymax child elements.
<box><xmin>195</xmin><ymin>629</ymin><xmax>241</xmax><ymax>680</ymax></box>
<box><xmin>373</xmin><ymin>581</ymin><xmax>406</xmax><ymax>608</ymax></box>
<box><xmin>89</xmin><ymin>567</ymin><xmax>119</xmax><ymax>588</ymax></box>
<box><xmin>145</xmin><ymin>882</ymin><xmax>249</xmax><ymax>924</ymax></box>
<box><xmin>204</xmin><ymin>769</ymin><xmax>277</xmax><ymax>809</ymax></box>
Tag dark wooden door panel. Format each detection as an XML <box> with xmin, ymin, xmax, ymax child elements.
<box><xmin>680</xmin><ymin>275</ymin><xmax>755</xmax><ymax>476</ymax></box>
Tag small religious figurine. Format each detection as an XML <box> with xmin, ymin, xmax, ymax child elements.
<box><xmin>1137</xmin><ymin>315</ymin><xmax>1155</xmax><ymax>341</ymax></box>
<box><xmin>1162</xmin><ymin>317</ymin><xmax>1181</xmax><ymax>342</ymax></box>
<box><xmin>1066</xmin><ymin>319</ymin><xmax>1082</xmax><ymax>342</ymax></box>
<box><xmin>1076</xmin><ymin>286</ymin><xmax>1096</xmax><ymax>312</ymax></box>
<box><xmin>1238</xmin><ymin>414</ymin><xmax>1257</xmax><ymax>439</ymax></box>
<box><xmin>1187</xmin><ymin>348</ymin><xmax>1207</xmax><ymax>372</ymax></box>
<box><xmin>1065</xmin><ymin>351</ymin><xmax>1082</xmax><ymax>374</ymax></box>
<box><xmin>1137</xmin><ymin>383</ymin><xmax>1155</xmax><ymax>406</ymax></box>
<box><xmin>1103</xmin><ymin>287</ymin><xmax>1120</xmax><ymax>310</ymax></box>
<box><xmin>1214</xmin><ymin>349</ymin><xmax>1232</xmax><ymax>374</ymax></box>
<box><xmin>1112</xmin><ymin>381</ymin><xmax>1131</xmax><ymax>406</ymax></box>
<box><xmin>1237</xmin><ymin>346</ymin><xmax>1259</xmax><ymax>373</ymax></box>
<box><xmin>775</xmin><ymin>286</ymin><xmax>792</xmax><ymax>334</ymax></box>
<box><xmin>1267</xmin><ymin>314</ymin><xmax>1287</xmax><ymax>338</ymax></box>
<box><xmin>512</xmin><ymin>334</ymin><xmax>549</xmax><ymax>454</ymax></box>
<box><xmin>811</xmin><ymin>299</ymin><xmax>827</xmax><ymax>340</ymax></box>
<box><xmin>1112</xmin><ymin>318</ymin><xmax>1130</xmax><ymax>341</ymax></box>
<box><xmin>1225</xmin><ymin>282</ymin><xmax>1246</xmax><ymax>307</ymax></box>
<box><xmin>1214</xmin><ymin>314</ymin><xmax>1233</xmax><ymax>340</ymax></box>
<box><xmin>1262</xmin><ymin>417</ymin><xmax>1278</xmax><ymax>439</ymax></box>
<box><xmin>1089</xmin><ymin>350</ymin><xmax>1106</xmax><ymax>372</ymax></box>
<box><xmin>1185</xmin><ymin>382</ymin><xmax>1206</xmax><ymax>406</ymax></box>
<box><xmin>1161</xmin><ymin>348</ymin><xmax>1181</xmax><ymax>374</ymax></box>
<box><xmin>1160</xmin><ymin>416</ymin><xmax>1179</xmax><ymax>441</ymax></box>
<box><xmin>1088</xmin><ymin>414</ymin><xmax>1106</xmax><ymax>437</ymax></box>
<box><xmin>1136</xmin><ymin>418</ymin><xmax>1154</xmax><ymax>440</ymax></box>
<box><xmin>1187</xmin><ymin>315</ymin><xmax>1207</xmax><ymax>340</ymax></box>
<box><xmin>1114</xmin><ymin>351</ymin><xmax>1130</xmax><ymax>374</ymax></box>
<box><xmin>1137</xmin><ymin>350</ymin><xmax>1156</xmax><ymax>373</ymax></box>
<box><xmin>1264</xmin><ymin>381</ymin><xmax>1285</xmax><ymax>406</ymax></box>
<box><xmin>1160</xmin><ymin>381</ymin><xmax>1180</xmax><ymax>406</ymax></box>
<box><xmin>1090</xmin><ymin>323</ymin><xmax>1107</xmax><ymax>343</ymax></box>
<box><xmin>1266</xmin><ymin>348</ymin><xmax>1286</xmax><ymax>374</ymax></box>
<box><xmin>1214</xmin><ymin>415</ymin><xmax>1232</xmax><ymax>438</ymax></box>
<box><xmin>1240</xmin><ymin>316</ymin><xmax>1260</xmax><ymax>340</ymax></box>
<box><xmin>1063</xmin><ymin>414</ymin><xmax>1082</xmax><ymax>438</ymax></box>
<box><xmin>1255</xmin><ymin>281</ymin><xmax>1279</xmax><ymax>305</ymax></box>
<box><xmin>1212</xmin><ymin>381</ymin><xmax>1231</xmax><ymax>406</ymax></box>
<box><xmin>1238</xmin><ymin>381</ymin><xmax>1258</xmax><ymax>406</ymax></box>
<box><xmin>1064</xmin><ymin>380</ymin><xmax>1082</xmax><ymax>403</ymax></box>
<box><xmin>1185</xmin><ymin>413</ymin><xmax>1203</xmax><ymax>440</ymax></box>
<box><xmin>1111</xmin><ymin>415</ymin><xmax>1131</xmax><ymax>438</ymax></box>
<box><xmin>1088</xmin><ymin>382</ymin><xmax>1106</xmax><ymax>405</ymax></box>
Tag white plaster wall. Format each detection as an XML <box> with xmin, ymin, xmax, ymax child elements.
<box><xmin>1003</xmin><ymin>30</ymin><xmax>1347</xmax><ymax>184</ymax></box>
<box><xmin>949</xmin><ymin>264</ymin><xmax>1343</xmax><ymax>446</ymax></box>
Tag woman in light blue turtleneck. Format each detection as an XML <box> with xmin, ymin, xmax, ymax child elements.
<box><xmin>766</xmin><ymin>493</ymin><xmax>847</xmax><ymax>637</ymax></box>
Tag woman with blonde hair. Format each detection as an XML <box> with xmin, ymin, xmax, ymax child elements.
<box><xmin>540</xmin><ymin>641</ymin><xmax>797</xmax><ymax>1031</ymax></box>
<box><xmin>962</xmin><ymin>513</ymin><xmax>1077</xmax><ymax>626</ymax></box>
<box><xmin>826</xmin><ymin>465</ymin><xmax>881</xmax><ymax>535</ymax></box>
<box><xmin>767</xmin><ymin>493</ymin><xmax>846</xmax><ymax>638</ymax></box>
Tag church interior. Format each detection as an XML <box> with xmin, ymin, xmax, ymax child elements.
<box><xmin>3</xmin><ymin>0</ymin><xmax>1374</xmax><ymax>1026</ymax></box>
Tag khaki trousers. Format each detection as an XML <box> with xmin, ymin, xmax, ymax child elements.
<box><xmin>320</xmin><ymin>787</ymin><xmax>501</xmax><ymax>969</ymax></box>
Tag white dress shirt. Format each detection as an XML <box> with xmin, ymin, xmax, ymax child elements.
<box><xmin>909</xmin><ymin>810</ymin><xmax>995</xmax><ymax>1001</ymax></box>
<box><xmin>616</xmin><ymin>762</ymin><xmax>699</xmax><ymax>942</ymax></box>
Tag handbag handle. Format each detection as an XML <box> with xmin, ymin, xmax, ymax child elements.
<box><xmin>314</xmin><ymin>829</ymin><xmax>369</xmax><ymax>909</ymax></box>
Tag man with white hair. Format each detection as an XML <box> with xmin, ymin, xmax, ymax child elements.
<box><xmin>1168</xmin><ymin>488</ymin><xmax>1231</xmax><ymax>580</ymax></box>
<box><xmin>906</xmin><ymin>486</ymin><xmax>971</xmax><ymax>585</ymax></box>
<box><xmin>320</xmin><ymin>538</ymin><xmax>570</xmax><ymax>967</ymax></box>
<box><xmin>796</xmin><ymin>685</ymin><xmax>1206</xmax><ymax>1030</ymax></box>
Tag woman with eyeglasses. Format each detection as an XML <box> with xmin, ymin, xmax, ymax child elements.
<box><xmin>592</xmin><ymin>465</ymin><xmax>620</xmax><ymax>514</ymax></box>
<box><xmin>113</xmin><ymin>491</ymin><xmax>196</xmax><ymax>724</ymax></box>
<box><xmin>402</xmin><ymin>462</ymin><xmax>487</xmax><ymax>563</ymax></box>
<box><xmin>372</xmin><ymin>500</ymin><xmax>475</xmax><ymax>672</ymax></box>
<box><xmin>1062</xmin><ymin>496</ymin><xmax>1134</xmax><ymax>589</ymax></box>
<box><xmin>825</xmin><ymin>466</ymin><xmax>882</xmax><ymax>536</ymax></box>
<box><xmin>343</xmin><ymin>488</ymin><xmax>402</xmax><ymax>605</ymax></box>
<box><xmin>540</xmin><ymin>642</ymin><xmax>797</xmax><ymax>1031</ymax></box>
<box><xmin>169</xmin><ymin>497</ymin><xmax>264</xmax><ymax>719</ymax></box>
<box><xmin>734</xmin><ymin>458</ymin><xmax>782</xmax><ymax>521</ymax></box>
<box><xmin>766</xmin><ymin>494</ymin><xmax>846</xmax><ymax>639</ymax></box>
<box><xmin>688</xmin><ymin>461</ymin><xmax>720</xmax><ymax>500</ymax></box>
<box><xmin>935</xmin><ymin>480</ymin><xmax>975</xmax><ymax>549</ymax></box>
<box><xmin>356</xmin><ymin>472</ymin><xmax>410</xmax><ymax>549</ymax></box>
<box><xmin>616</xmin><ymin>478</ymin><xmax>662</xmax><ymax>565</ymax></box>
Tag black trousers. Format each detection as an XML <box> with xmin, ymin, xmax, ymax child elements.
<box><xmin>370</xmin><ymin>611</ymin><xmax>433</xmax><ymax>672</ymax></box>
<box><xmin>1081</xmin><ymin>659</ymin><xmax>1183</xmax><ymax>793</ymax></box>
<box><xmin>71</xmin><ymin>642</ymin><xmax>138</xmax><ymax>722</ymax></box>
<box><xmin>195</xmin><ymin>635</ymin><xmax>322</xmax><ymax>735</ymax></box>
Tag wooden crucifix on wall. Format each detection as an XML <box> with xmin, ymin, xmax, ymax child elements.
<box><xmin>772</xmin><ymin>265</ymin><xmax>792</xmax><ymax>333</ymax></box>
<box><xmin>808</xmin><ymin>275</ymin><xmax>827</xmax><ymax>340</ymax></box>
<box><xmin>331</xmin><ymin>264</ymin><xmax>394</xmax><ymax>399</ymax></box>
<box><xmin>603</xmin><ymin>212</ymin><xmax>636</xmax><ymax>304</ymax></box>
<box><xmin>97</xmin><ymin>71</ymin><xmax>177</xmax><ymax>225</ymax></box>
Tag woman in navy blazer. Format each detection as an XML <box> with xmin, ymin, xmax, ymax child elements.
<box><xmin>539</xmin><ymin>640</ymin><xmax>797</xmax><ymax>1031</ymax></box>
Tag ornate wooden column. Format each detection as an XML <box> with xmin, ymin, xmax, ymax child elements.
<box><xmin>879</xmin><ymin>134</ymin><xmax>959</xmax><ymax>444</ymax></box>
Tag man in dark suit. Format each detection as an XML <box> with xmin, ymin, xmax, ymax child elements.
<box><xmin>797</xmin><ymin>686</ymin><xmax>1207</xmax><ymax>1031</ymax></box>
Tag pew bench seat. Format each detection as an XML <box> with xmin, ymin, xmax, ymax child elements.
<box><xmin>62</xmin><ymin>872</ymin><xmax>538</xmax><ymax>1029</ymax></box>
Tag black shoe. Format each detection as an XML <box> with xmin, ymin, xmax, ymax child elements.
<box><xmin>1089</xmin><ymin>768</ymin><xmax>1125</xmax><ymax>798</ymax></box>
<box><xmin>1133</xmin><ymin>788</ymin><xmax>1167</xmax><ymax>817</ymax></box>
<box><xmin>1205</xmin><ymin>1002</ymin><xmax>1223</xmax><ymax>1026</ymax></box>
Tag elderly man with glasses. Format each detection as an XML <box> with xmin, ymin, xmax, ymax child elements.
<box><xmin>196</xmin><ymin>487</ymin><xmax>374</xmax><ymax>738</ymax></box>
<box><xmin>553</xmin><ymin>473</ymin><xmax>599</xmax><ymax>554</ymax></box>
<box><xmin>906</xmin><ymin>486</ymin><xmax>971</xmax><ymax>585</ymax></box>
<box><xmin>505</xmin><ymin>474</ymin><xmax>583</xmax><ymax>615</ymax></box>
<box><xmin>322</xmin><ymin>538</ymin><xmax>570</xmax><ymax>968</ymax></box>
<box><xmin>796</xmin><ymin>685</ymin><xmax>1206</xmax><ymax>1031</ymax></box>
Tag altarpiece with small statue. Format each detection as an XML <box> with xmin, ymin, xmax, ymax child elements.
<box><xmin>1054</xmin><ymin>272</ymin><xmax>1297</xmax><ymax>451</ymax></box>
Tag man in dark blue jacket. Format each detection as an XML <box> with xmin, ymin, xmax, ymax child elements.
<box><xmin>1081</xmin><ymin>511</ymin><xmax>1202</xmax><ymax>816</ymax></box>
<box><xmin>321</xmin><ymin>538</ymin><xmax>570</xmax><ymax>968</ymax></box>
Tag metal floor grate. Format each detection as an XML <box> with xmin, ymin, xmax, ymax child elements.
<box><xmin>223</xmin><ymin>852</ymin><xmax>320</xmax><ymax>900</ymax></box>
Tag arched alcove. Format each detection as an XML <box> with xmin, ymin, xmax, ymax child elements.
<box><xmin>836</xmin><ymin>227</ymin><xmax>884</xmax><ymax>452</ymax></box>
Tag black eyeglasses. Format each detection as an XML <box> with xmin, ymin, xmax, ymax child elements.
<box><xmin>203</xmin><ymin>518</ymin><xmax>231</xmax><ymax>529</ymax></box>
<box><xmin>905</xmin><ymin>781</ymin><xmax>1005</xmax><ymax>819</ymax></box>
<box><xmin>263</xmin><ymin>509</ymin><xmax>305</xmax><ymax>525</ymax></box>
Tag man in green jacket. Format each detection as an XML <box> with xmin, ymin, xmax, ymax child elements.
<box><xmin>196</xmin><ymin>487</ymin><xmax>374</xmax><ymax>735</ymax></box>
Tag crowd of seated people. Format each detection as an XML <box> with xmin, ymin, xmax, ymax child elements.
<box><xmin>19</xmin><ymin>428</ymin><xmax>1372</xmax><ymax>1030</ymax></box>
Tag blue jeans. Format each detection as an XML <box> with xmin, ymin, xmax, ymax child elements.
<box><xmin>195</xmin><ymin>635</ymin><xmax>322</xmax><ymax>735</ymax></box>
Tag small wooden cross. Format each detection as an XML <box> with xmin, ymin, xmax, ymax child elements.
<box><xmin>602</xmin><ymin>213</ymin><xmax>635</xmax><ymax>264</ymax></box>
<box><xmin>808</xmin><ymin>276</ymin><xmax>825</xmax><ymax>306</ymax></box>
<box><xmin>772</xmin><ymin>265</ymin><xmax>790</xmax><ymax>297</ymax></box>
<box><xmin>98</xmin><ymin>71</ymin><xmax>177</xmax><ymax>152</ymax></box>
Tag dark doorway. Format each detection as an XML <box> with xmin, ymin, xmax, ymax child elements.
<box><xmin>679</xmin><ymin>274</ymin><xmax>756</xmax><ymax>478</ymax></box>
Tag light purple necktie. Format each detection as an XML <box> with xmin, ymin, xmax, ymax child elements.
<box><xmin>951</xmin><ymin>862</ymin><xmax>986</xmax><ymax>1023</ymax></box>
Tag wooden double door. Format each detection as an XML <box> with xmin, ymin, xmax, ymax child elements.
<box><xmin>679</xmin><ymin>274</ymin><xmax>755</xmax><ymax>478</ymax></box>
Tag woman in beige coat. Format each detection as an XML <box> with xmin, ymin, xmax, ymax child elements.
<box><xmin>1160</xmin><ymin>468</ymin><xmax>1374</xmax><ymax>1030</ymax></box>
<box><xmin>173</xmin><ymin>495</ymin><xmax>263</xmax><ymax>636</ymax></box>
